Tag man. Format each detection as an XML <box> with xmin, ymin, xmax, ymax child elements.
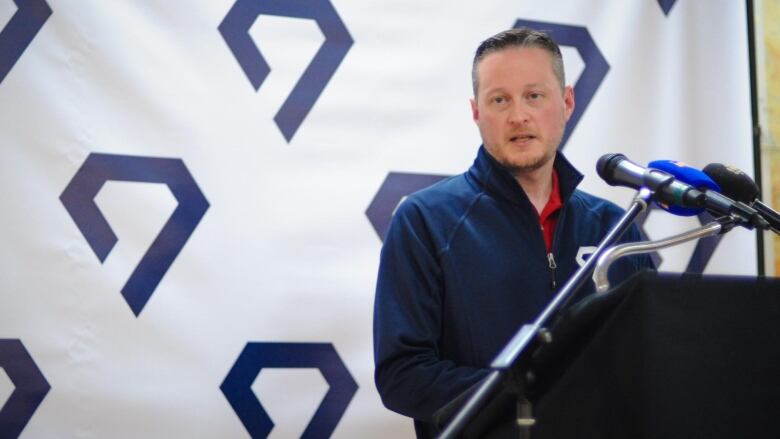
<box><xmin>373</xmin><ymin>28</ymin><xmax>652</xmax><ymax>437</ymax></box>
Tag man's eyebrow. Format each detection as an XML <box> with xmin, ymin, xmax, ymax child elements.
<box><xmin>524</xmin><ymin>82</ymin><xmax>551</xmax><ymax>89</ymax></box>
<box><xmin>481</xmin><ymin>86</ymin><xmax>508</xmax><ymax>95</ymax></box>
<box><xmin>483</xmin><ymin>83</ymin><xmax>551</xmax><ymax>95</ymax></box>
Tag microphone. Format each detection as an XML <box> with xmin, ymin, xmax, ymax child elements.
<box><xmin>703</xmin><ymin>163</ymin><xmax>780</xmax><ymax>234</ymax></box>
<box><xmin>596</xmin><ymin>153</ymin><xmax>706</xmax><ymax>210</ymax></box>
<box><xmin>701</xmin><ymin>163</ymin><xmax>758</xmax><ymax>201</ymax></box>
<box><xmin>597</xmin><ymin>154</ymin><xmax>768</xmax><ymax>229</ymax></box>
<box><xmin>647</xmin><ymin>159</ymin><xmax>720</xmax><ymax>216</ymax></box>
<box><xmin>654</xmin><ymin>160</ymin><xmax>768</xmax><ymax>229</ymax></box>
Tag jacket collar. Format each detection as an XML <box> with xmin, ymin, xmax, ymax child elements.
<box><xmin>467</xmin><ymin>145</ymin><xmax>584</xmax><ymax>207</ymax></box>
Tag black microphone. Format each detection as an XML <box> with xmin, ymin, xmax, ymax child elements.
<box><xmin>703</xmin><ymin>163</ymin><xmax>780</xmax><ymax>234</ymax></box>
<box><xmin>701</xmin><ymin>163</ymin><xmax>758</xmax><ymax>201</ymax></box>
<box><xmin>596</xmin><ymin>153</ymin><xmax>706</xmax><ymax>209</ymax></box>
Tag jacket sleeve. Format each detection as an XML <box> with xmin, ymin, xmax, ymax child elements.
<box><xmin>373</xmin><ymin>199</ymin><xmax>490</xmax><ymax>422</ymax></box>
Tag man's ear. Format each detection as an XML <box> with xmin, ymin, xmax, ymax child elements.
<box><xmin>563</xmin><ymin>85</ymin><xmax>575</xmax><ymax>122</ymax></box>
<box><xmin>470</xmin><ymin>98</ymin><xmax>479</xmax><ymax>122</ymax></box>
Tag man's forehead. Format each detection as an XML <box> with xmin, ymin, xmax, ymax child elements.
<box><xmin>479</xmin><ymin>47</ymin><xmax>555</xmax><ymax>78</ymax></box>
<box><xmin>479</xmin><ymin>48</ymin><xmax>554</xmax><ymax>74</ymax></box>
<box><xmin>479</xmin><ymin>46</ymin><xmax>553</xmax><ymax>64</ymax></box>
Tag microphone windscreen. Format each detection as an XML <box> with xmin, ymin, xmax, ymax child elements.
<box><xmin>702</xmin><ymin>163</ymin><xmax>759</xmax><ymax>203</ymax></box>
<box><xmin>596</xmin><ymin>153</ymin><xmax>625</xmax><ymax>185</ymax></box>
<box><xmin>647</xmin><ymin>160</ymin><xmax>716</xmax><ymax>216</ymax></box>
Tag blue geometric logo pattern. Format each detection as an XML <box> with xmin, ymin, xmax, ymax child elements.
<box><xmin>0</xmin><ymin>339</ymin><xmax>50</xmax><ymax>438</ymax></box>
<box><xmin>221</xmin><ymin>342</ymin><xmax>358</xmax><ymax>438</ymax></box>
<box><xmin>513</xmin><ymin>20</ymin><xmax>609</xmax><ymax>150</ymax></box>
<box><xmin>365</xmin><ymin>172</ymin><xmax>447</xmax><ymax>241</ymax></box>
<box><xmin>219</xmin><ymin>0</ymin><xmax>354</xmax><ymax>142</ymax></box>
<box><xmin>0</xmin><ymin>0</ymin><xmax>51</xmax><ymax>85</ymax></box>
<box><xmin>658</xmin><ymin>0</ymin><xmax>678</xmax><ymax>16</ymax></box>
<box><xmin>59</xmin><ymin>153</ymin><xmax>210</xmax><ymax>316</ymax></box>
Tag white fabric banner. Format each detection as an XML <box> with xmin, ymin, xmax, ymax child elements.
<box><xmin>0</xmin><ymin>0</ymin><xmax>754</xmax><ymax>437</ymax></box>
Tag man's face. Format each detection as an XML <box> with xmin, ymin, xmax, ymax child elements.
<box><xmin>470</xmin><ymin>47</ymin><xmax>575</xmax><ymax>174</ymax></box>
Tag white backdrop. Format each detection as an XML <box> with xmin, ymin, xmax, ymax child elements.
<box><xmin>0</xmin><ymin>0</ymin><xmax>755</xmax><ymax>438</ymax></box>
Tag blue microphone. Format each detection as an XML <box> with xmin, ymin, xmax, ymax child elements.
<box><xmin>647</xmin><ymin>160</ymin><xmax>719</xmax><ymax>216</ymax></box>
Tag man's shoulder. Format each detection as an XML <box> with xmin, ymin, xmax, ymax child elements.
<box><xmin>404</xmin><ymin>172</ymin><xmax>480</xmax><ymax>212</ymax></box>
<box><xmin>389</xmin><ymin>171</ymin><xmax>483</xmax><ymax>244</ymax></box>
<box><xmin>568</xmin><ymin>189</ymin><xmax>626</xmax><ymax>219</ymax></box>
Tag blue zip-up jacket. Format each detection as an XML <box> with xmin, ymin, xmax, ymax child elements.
<box><xmin>373</xmin><ymin>146</ymin><xmax>652</xmax><ymax>437</ymax></box>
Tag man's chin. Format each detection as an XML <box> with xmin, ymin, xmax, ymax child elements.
<box><xmin>502</xmin><ymin>153</ymin><xmax>554</xmax><ymax>174</ymax></box>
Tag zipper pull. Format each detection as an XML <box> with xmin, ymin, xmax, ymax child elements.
<box><xmin>547</xmin><ymin>252</ymin><xmax>557</xmax><ymax>289</ymax></box>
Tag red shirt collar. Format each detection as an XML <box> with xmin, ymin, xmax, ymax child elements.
<box><xmin>539</xmin><ymin>168</ymin><xmax>562</xmax><ymax>223</ymax></box>
<box><xmin>539</xmin><ymin>168</ymin><xmax>562</xmax><ymax>252</ymax></box>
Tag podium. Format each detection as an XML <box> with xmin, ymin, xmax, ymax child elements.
<box><xmin>528</xmin><ymin>270</ymin><xmax>780</xmax><ymax>439</ymax></box>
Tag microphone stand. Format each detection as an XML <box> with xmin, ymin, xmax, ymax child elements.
<box><xmin>753</xmin><ymin>200</ymin><xmax>780</xmax><ymax>235</ymax></box>
<box><xmin>436</xmin><ymin>188</ymin><xmax>653</xmax><ymax>439</ymax></box>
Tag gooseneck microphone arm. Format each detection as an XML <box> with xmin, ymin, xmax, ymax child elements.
<box><xmin>592</xmin><ymin>217</ymin><xmax>740</xmax><ymax>293</ymax></box>
<box><xmin>752</xmin><ymin>201</ymin><xmax>780</xmax><ymax>235</ymax></box>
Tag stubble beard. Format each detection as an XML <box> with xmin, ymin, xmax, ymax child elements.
<box><xmin>500</xmin><ymin>136</ymin><xmax>560</xmax><ymax>178</ymax></box>
<box><xmin>502</xmin><ymin>123</ymin><xmax>565</xmax><ymax>177</ymax></box>
<box><xmin>504</xmin><ymin>148</ymin><xmax>555</xmax><ymax>175</ymax></box>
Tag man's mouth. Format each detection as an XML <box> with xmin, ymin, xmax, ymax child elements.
<box><xmin>510</xmin><ymin>134</ymin><xmax>536</xmax><ymax>142</ymax></box>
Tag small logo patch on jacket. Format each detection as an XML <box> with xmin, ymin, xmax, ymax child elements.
<box><xmin>576</xmin><ymin>246</ymin><xmax>598</xmax><ymax>267</ymax></box>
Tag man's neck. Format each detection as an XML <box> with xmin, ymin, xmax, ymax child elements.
<box><xmin>514</xmin><ymin>159</ymin><xmax>555</xmax><ymax>215</ymax></box>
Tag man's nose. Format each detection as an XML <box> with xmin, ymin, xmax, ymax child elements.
<box><xmin>508</xmin><ymin>101</ymin><xmax>531</xmax><ymax>124</ymax></box>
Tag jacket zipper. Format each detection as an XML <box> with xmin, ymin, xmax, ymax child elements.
<box><xmin>547</xmin><ymin>197</ymin><xmax>570</xmax><ymax>292</ymax></box>
<box><xmin>547</xmin><ymin>252</ymin><xmax>557</xmax><ymax>290</ymax></box>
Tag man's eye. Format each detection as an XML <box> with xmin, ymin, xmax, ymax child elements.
<box><xmin>528</xmin><ymin>92</ymin><xmax>542</xmax><ymax>100</ymax></box>
<box><xmin>493</xmin><ymin>96</ymin><xmax>506</xmax><ymax>104</ymax></box>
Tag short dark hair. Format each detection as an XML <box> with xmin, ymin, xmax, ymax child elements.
<box><xmin>472</xmin><ymin>27</ymin><xmax>565</xmax><ymax>96</ymax></box>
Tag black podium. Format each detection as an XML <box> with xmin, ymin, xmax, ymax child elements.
<box><xmin>528</xmin><ymin>270</ymin><xmax>780</xmax><ymax>439</ymax></box>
